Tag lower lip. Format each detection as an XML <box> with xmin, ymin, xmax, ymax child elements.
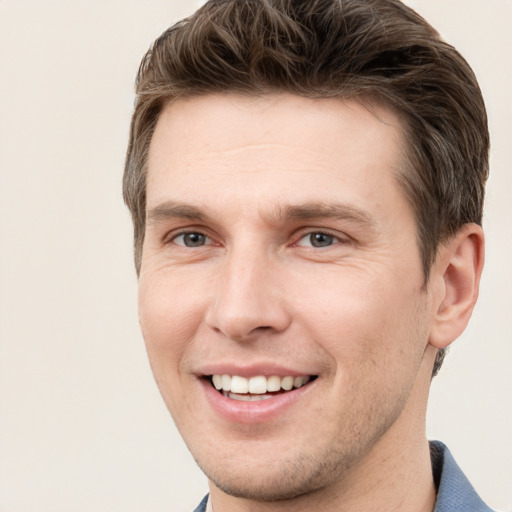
<box><xmin>200</xmin><ymin>379</ymin><xmax>313</xmax><ymax>424</ymax></box>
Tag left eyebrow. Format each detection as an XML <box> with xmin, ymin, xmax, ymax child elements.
<box><xmin>273</xmin><ymin>202</ymin><xmax>376</xmax><ymax>229</ymax></box>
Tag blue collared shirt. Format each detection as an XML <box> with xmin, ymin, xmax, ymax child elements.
<box><xmin>430</xmin><ymin>440</ymin><xmax>494</xmax><ymax>512</ymax></box>
<box><xmin>193</xmin><ymin>441</ymin><xmax>494</xmax><ymax>512</ymax></box>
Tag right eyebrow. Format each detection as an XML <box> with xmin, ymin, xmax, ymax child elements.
<box><xmin>146</xmin><ymin>201</ymin><xmax>207</xmax><ymax>224</ymax></box>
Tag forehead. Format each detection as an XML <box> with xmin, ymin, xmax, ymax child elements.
<box><xmin>146</xmin><ymin>93</ymin><xmax>407</xmax><ymax>216</ymax></box>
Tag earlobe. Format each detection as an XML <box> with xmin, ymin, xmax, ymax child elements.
<box><xmin>429</xmin><ymin>224</ymin><xmax>485</xmax><ymax>349</ymax></box>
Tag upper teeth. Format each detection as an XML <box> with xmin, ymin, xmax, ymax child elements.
<box><xmin>211</xmin><ymin>374</ymin><xmax>310</xmax><ymax>394</ymax></box>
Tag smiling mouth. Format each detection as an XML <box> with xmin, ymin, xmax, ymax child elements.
<box><xmin>208</xmin><ymin>374</ymin><xmax>316</xmax><ymax>401</ymax></box>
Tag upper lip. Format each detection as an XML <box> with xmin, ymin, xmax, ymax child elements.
<box><xmin>196</xmin><ymin>362</ymin><xmax>316</xmax><ymax>378</ymax></box>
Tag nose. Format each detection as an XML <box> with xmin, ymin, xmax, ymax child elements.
<box><xmin>205</xmin><ymin>246</ymin><xmax>292</xmax><ymax>342</ymax></box>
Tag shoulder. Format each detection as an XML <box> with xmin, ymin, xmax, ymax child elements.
<box><xmin>430</xmin><ymin>441</ymin><xmax>495</xmax><ymax>512</ymax></box>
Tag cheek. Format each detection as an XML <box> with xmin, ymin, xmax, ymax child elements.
<box><xmin>301</xmin><ymin>273</ymin><xmax>427</xmax><ymax>370</ymax></box>
<box><xmin>137</xmin><ymin>277</ymin><xmax>205</xmax><ymax>423</ymax></box>
<box><xmin>138</xmin><ymin>274</ymin><xmax>201</xmax><ymax>374</ymax></box>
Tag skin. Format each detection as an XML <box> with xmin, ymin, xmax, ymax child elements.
<box><xmin>138</xmin><ymin>93</ymin><xmax>484</xmax><ymax>512</ymax></box>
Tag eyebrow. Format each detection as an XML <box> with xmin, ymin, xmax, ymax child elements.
<box><xmin>147</xmin><ymin>199</ymin><xmax>375</xmax><ymax>230</ymax></box>
<box><xmin>275</xmin><ymin>202</ymin><xmax>375</xmax><ymax>228</ymax></box>
<box><xmin>147</xmin><ymin>201</ymin><xmax>207</xmax><ymax>224</ymax></box>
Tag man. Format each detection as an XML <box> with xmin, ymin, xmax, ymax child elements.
<box><xmin>123</xmin><ymin>1</ymin><xmax>491</xmax><ymax>511</ymax></box>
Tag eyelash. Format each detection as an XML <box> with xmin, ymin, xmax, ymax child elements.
<box><xmin>294</xmin><ymin>230</ymin><xmax>345</xmax><ymax>248</ymax></box>
<box><xmin>166</xmin><ymin>230</ymin><xmax>214</xmax><ymax>248</ymax></box>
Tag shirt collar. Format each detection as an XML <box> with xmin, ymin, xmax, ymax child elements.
<box><xmin>430</xmin><ymin>440</ymin><xmax>493</xmax><ymax>512</ymax></box>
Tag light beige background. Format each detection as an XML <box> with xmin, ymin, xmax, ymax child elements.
<box><xmin>0</xmin><ymin>1</ymin><xmax>510</xmax><ymax>511</ymax></box>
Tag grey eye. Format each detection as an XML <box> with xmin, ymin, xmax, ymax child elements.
<box><xmin>174</xmin><ymin>232</ymin><xmax>208</xmax><ymax>247</ymax></box>
<box><xmin>296</xmin><ymin>232</ymin><xmax>338</xmax><ymax>248</ymax></box>
<box><xmin>309</xmin><ymin>233</ymin><xmax>335</xmax><ymax>247</ymax></box>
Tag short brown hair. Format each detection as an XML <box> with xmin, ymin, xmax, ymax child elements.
<box><xmin>123</xmin><ymin>0</ymin><xmax>489</xmax><ymax>374</ymax></box>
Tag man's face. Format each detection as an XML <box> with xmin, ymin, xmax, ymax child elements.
<box><xmin>139</xmin><ymin>94</ymin><xmax>437</xmax><ymax>500</ymax></box>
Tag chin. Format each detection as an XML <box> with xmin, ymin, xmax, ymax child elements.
<box><xmin>194</xmin><ymin>444</ymin><xmax>358</xmax><ymax>502</ymax></box>
<box><xmin>205</xmin><ymin>463</ymin><xmax>325</xmax><ymax>502</ymax></box>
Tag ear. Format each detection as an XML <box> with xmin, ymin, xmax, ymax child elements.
<box><xmin>428</xmin><ymin>224</ymin><xmax>485</xmax><ymax>349</ymax></box>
